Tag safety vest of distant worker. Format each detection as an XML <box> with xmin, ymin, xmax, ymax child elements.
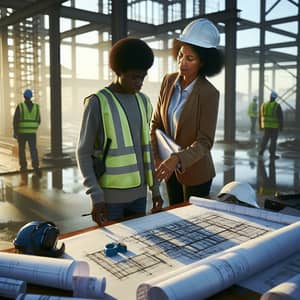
<box><xmin>248</xmin><ymin>101</ymin><xmax>258</xmax><ymax>118</ymax></box>
<box><xmin>17</xmin><ymin>102</ymin><xmax>40</xmax><ymax>134</ymax></box>
<box><xmin>260</xmin><ymin>101</ymin><xmax>280</xmax><ymax>129</ymax></box>
<box><xmin>93</xmin><ymin>88</ymin><xmax>154</xmax><ymax>189</ymax></box>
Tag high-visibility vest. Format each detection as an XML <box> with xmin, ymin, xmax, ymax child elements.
<box><xmin>17</xmin><ymin>102</ymin><xmax>40</xmax><ymax>133</ymax></box>
<box><xmin>248</xmin><ymin>101</ymin><xmax>258</xmax><ymax>117</ymax></box>
<box><xmin>260</xmin><ymin>101</ymin><xmax>280</xmax><ymax>129</ymax></box>
<box><xmin>94</xmin><ymin>88</ymin><xmax>153</xmax><ymax>189</ymax></box>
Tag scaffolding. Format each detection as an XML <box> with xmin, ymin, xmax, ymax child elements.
<box><xmin>12</xmin><ymin>16</ymin><xmax>42</xmax><ymax>103</ymax></box>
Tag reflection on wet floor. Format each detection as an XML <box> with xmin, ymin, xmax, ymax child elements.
<box><xmin>0</xmin><ymin>167</ymin><xmax>96</xmax><ymax>249</ymax></box>
<box><xmin>1</xmin><ymin>135</ymin><xmax>300</xmax><ymax>250</ymax></box>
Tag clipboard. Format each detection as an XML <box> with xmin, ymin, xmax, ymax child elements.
<box><xmin>155</xmin><ymin>129</ymin><xmax>181</xmax><ymax>161</ymax></box>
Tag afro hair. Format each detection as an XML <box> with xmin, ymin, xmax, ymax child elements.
<box><xmin>109</xmin><ymin>37</ymin><xmax>154</xmax><ymax>74</ymax></box>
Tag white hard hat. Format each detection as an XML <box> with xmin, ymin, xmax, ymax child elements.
<box><xmin>217</xmin><ymin>181</ymin><xmax>259</xmax><ymax>208</ymax></box>
<box><xmin>271</xmin><ymin>91</ymin><xmax>278</xmax><ymax>99</ymax></box>
<box><xmin>177</xmin><ymin>18</ymin><xmax>220</xmax><ymax>48</ymax></box>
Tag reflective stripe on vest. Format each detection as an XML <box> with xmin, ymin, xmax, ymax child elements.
<box><xmin>95</xmin><ymin>88</ymin><xmax>153</xmax><ymax>189</ymax></box>
<box><xmin>18</xmin><ymin>102</ymin><xmax>40</xmax><ymax>133</ymax></box>
<box><xmin>260</xmin><ymin>101</ymin><xmax>280</xmax><ymax>129</ymax></box>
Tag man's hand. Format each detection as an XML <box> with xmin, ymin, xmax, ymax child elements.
<box><xmin>151</xmin><ymin>196</ymin><xmax>163</xmax><ymax>213</ymax></box>
<box><xmin>91</xmin><ymin>202</ymin><xmax>107</xmax><ymax>226</ymax></box>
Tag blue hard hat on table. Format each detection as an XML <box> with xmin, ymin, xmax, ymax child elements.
<box><xmin>23</xmin><ymin>89</ymin><xmax>33</xmax><ymax>98</ymax></box>
<box><xmin>13</xmin><ymin>221</ymin><xmax>65</xmax><ymax>257</ymax></box>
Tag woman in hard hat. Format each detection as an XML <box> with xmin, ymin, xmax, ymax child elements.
<box><xmin>76</xmin><ymin>37</ymin><xmax>163</xmax><ymax>226</ymax></box>
<box><xmin>150</xmin><ymin>18</ymin><xmax>224</xmax><ymax>205</ymax></box>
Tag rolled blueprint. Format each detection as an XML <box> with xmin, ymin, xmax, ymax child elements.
<box><xmin>16</xmin><ymin>294</ymin><xmax>98</xmax><ymax>300</ymax></box>
<box><xmin>260</xmin><ymin>273</ymin><xmax>300</xmax><ymax>300</ymax></box>
<box><xmin>0</xmin><ymin>276</ymin><xmax>26</xmax><ymax>299</ymax></box>
<box><xmin>136</xmin><ymin>220</ymin><xmax>300</xmax><ymax>300</ymax></box>
<box><xmin>72</xmin><ymin>275</ymin><xmax>106</xmax><ymax>298</ymax></box>
<box><xmin>190</xmin><ymin>197</ymin><xmax>300</xmax><ymax>225</ymax></box>
<box><xmin>0</xmin><ymin>252</ymin><xmax>89</xmax><ymax>290</ymax></box>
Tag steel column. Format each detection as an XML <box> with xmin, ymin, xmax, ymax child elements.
<box><xmin>296</xmin><ymin>4</ymin><xmax>300</xmax><ymax>132</ymax></box>
<box><xmin>0</xmin><ymin>12</ymin><xmax>9</xmax><ymax>136</ymax></box>
<box><xmin>224</xmin><ymin>0</ymin><xmax>237</xmax><ymax>143</ymax></box>
<box><xmin>111</xmin><ymin>0</ymin><xmax>127</xmax><ymax>44</ymax></box>
<box><xmin>258</xmin><ymin>0</ymin><xmax>266</xmax><ymax>106</ymax></box>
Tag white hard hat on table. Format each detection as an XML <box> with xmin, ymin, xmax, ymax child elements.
<box><xmin>217</xmin><ymin>181</ymin><xmax>259</xmax><ymax>208</ymax></box>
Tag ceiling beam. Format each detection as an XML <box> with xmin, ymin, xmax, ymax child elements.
<box><xmin>237</xmin><ymin>18</ymin><xmax>297</xmax><ymax>39</ymax></box>
<box><xmin>0</xmin><ymin>0</ymin><xmax>28</xmax><ymax>9</ymax></box>
<box><xmin>0</xmin><ymin>0</ymin><xmax>68</xmax><ymax>27</ymax></box>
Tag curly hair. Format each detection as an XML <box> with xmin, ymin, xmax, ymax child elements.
<box><xmin>172</xmin><ymin>39</ymin><xmax>224</xmax><ymax>77</ymax></box>
<box><xmin>109</xmin><ymin>37</ymin><xmax>154</xmax><ymax>74</ymax></box>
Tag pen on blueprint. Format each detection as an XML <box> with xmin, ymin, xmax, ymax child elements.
<box><xmin>81</xmin><ymin>213</ymin><xmax>92</xmax><ymax>217</ymax></box>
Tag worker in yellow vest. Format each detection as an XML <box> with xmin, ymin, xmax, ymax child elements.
<box><xmin>13</xmin><ymin>89</ymin><xmax>41</xmax><ymax>176</ymax></box>
<box><xmin>258</xmin><ymin>91</ymin><xmax>283</xmax><ymax>159</ymax></box>
<box><xmin>248</xmin><ymin>96</ymin><xmax>258</xmax><ymax>135</ymax></box>
<box><xmin>76</xmin><ymin>37</ymin><xmax>163</xmax><ymax>226</ymax></box>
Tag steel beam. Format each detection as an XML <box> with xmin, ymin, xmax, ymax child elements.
<box><xmin>0</xmin><ymin>0</ymin><xmax>68</xmax><ymax>27</ymax></box>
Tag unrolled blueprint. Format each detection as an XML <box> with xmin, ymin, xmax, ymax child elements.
<box><xmin>61</xmin><ymin>200</ymin><xmax>300</xmax><ymax>299</ymax></box>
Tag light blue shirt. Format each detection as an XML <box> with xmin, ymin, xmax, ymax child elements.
<box><xmin>168</xmin><ymin>78</ymin><xmax>197</xmax><ymax>138</ymax></box>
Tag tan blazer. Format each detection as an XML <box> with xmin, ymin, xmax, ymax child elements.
<box><xmin>150</xmin><ymin>73</ymin><xmax>219</xmax><ymax>186</ymax></box>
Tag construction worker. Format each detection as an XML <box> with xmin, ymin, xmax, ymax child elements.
<box><xmin>248</xmin><ymin>96</ymin><xmax>258</xmax><ymax>135</ymax></box>
<box><xmin>13</xmin><ymin>89</ymin><xmax>42</xmax><ymax>176</ymax></box>
<box><xmin>76</xmin><ymin>38</ymin><xmax>163</xmax><ymax>226</ymax></box>
<box><xmin>258</xmin><ymin>91</ymin><xmax>283</xmax><ymax>160</ymax></box>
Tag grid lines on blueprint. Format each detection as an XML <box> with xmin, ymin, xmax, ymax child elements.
<box><xmin>87</xmin><ymin>212</ymin><xmax>270</xmax><ymax>279</ymax></box>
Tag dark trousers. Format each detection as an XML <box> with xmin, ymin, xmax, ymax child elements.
<box><xmin>250</xmin><ymin>117</ymin><xmax>257</xmax><ymax>134</ymax></box>
<box><xmin>259</xmin><ymin>128</ymin><xmax>279</xmax><ymax>157</ymax></box>
<box><xmin>105</xmin><ymin>197</ymin><xmax>146</xmax><ymax>221</ymax></box>
<box><xmin>166</xmin><ymin>173</ymin><xmax>212</xmax><ymax>205</ymax></box>
<box><xmin>17</xmin><ymin>133</ymin><xmax>39</xmax><ymax>170</ymax></box>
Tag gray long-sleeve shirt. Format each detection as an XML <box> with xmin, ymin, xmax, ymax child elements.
<box><xmin>76</xmin><ymin>90</ymin><xmax>160</xmax><ymax>206</ymax></box>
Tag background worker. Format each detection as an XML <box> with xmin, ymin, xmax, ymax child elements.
<box><xmin>258</xmin><ymin>91</ymin><xmax>283</xmax><ymax>160</ymax></box>
<box><xmin>76</xmin><ymin>37</ymin><xmax>163</xmax><ymax>226</ymax></box>
<box><xmin>13</xmin><ymin>89</ymin><xmax>41</xmax><ymax>176</ymax></box>
<box><xmin>248</xmin><ymin>95</ymin><xmax>258</xmax><ymax>135</ymax></box>
<box><xmin>150</xmin><ymin>18</ymin><xmax>224</xmax><ymax>205</ymax></box>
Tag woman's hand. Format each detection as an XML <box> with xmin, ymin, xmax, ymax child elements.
<box><xmin>91</xmin><ymin>202</ymin><xmax>107</xmax><ymax>226</ymax></box>
<box><xmin>155</xmin><ymin>154</ymin><xmax>179</xmax><ymax>181</ymax></box>
<box><xmin>154</xmin><ymin>158</ymin><xmax>163</xmax><ymax>170</ymax></box>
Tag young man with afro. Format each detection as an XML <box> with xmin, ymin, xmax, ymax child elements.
<box><xmin>76</xmin><ymin>37</ymin><xmax>163</xmax><ymax>226</ymax></box>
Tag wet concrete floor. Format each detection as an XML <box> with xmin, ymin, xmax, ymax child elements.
<box><xmin>1</xmin><ymin>131</ymin><xmax>300</xmax><ymax>250</ymax></box>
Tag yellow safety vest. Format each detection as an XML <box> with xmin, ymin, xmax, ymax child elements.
<box><xmin>18</xmin><ymin>102</ymin><xmax>40</xmax><ymax>133</ymax></box>
<box><xmin>248</xmin><ymin>102</ymin><xmax>258</xmax><ymax>117</ymax></box>
<box><xmin>95</xmin><ymin>88</ymin><xmax>153</xmax><ymax>189</ymax></box>
<box><xmin>260</xmin><ymin>101</ymin><xmax>280</xmax><ymax>129</ymax></box>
